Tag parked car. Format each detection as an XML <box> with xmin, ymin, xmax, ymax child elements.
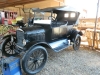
<box><xmin>1</xmin><ymin>6</ymin><xmax>82</xmax><ymax>75</ymax></box>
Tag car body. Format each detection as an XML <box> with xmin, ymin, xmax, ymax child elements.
<box><xmin>16</xmin><ymin>6</ymin><xmax>81</xmax><ymax>51</ymax></box>
<box><xmin>1</xmin><ymin>6</ymin><xmax>82</xmax><ymax>75</ymax></box>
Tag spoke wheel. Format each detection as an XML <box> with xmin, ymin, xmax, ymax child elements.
<box><xmin>73</xmin><ymin>36</ymin><xmax>81</xmax><ymax>50</ymax></box>
<box><xmin>22</xmin><ymin>46</ymin><xmax>48</xmax><ymax>75</ymax></box>
<box><xmin>2</xmin><ymin>37</ymin><xmax>18</xmax><ymax>57</ymax></box>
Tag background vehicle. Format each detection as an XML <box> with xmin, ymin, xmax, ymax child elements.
<box><xmin>1</xmin><ymin>6</ymin><xmax>82</xmax><ymax>75</ymax></box>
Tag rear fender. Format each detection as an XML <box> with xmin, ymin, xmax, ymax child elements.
<box><xmin>78</xmin><ymin>31</ymin><xmax>83</xmax><ymax>36</ymax></box>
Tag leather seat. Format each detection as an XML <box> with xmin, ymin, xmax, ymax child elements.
<box><xmin>52</xmin><ymin>21</ymin><xmax>67</xmax><ymax>27</ymax></box>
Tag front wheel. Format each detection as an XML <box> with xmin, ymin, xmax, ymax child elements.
<box><xmin>22</xmin><ymin>46</ymin><xmax>48</xmax><ymax>75</ymax></box>
<box><xmin>73</xmin><ymin>36</ymin><xmax>81</xmax><ymax>50</ymax></box>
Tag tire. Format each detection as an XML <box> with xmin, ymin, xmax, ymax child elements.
<box><xmin>22</xmin><ymin>46</ymin><xmax>48</xmax><ymax>75</ymax></box>
<box><xmin>73</xmin><ymin>36</ymin><xmax>81</xmax><ymax>50</ymax></box>
<box><xmin>2</xmin><ymin>37</ymin><xmax>18</xmax><ymax>57</ymax></box>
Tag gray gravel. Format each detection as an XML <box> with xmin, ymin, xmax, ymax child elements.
<box><xmin>0</xmin><ymin>46</ymin><xmax>100</xmax><ymax>75</ymax></box>
<box><xmin>35</xmin><ymin>47</ymin><xmax>100</xmax><ymax>75</ymax></box>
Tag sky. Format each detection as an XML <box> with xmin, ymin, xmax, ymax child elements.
<box><xmin>65</xmin><ymin>0</ymin><xmax>99</xmax><ymax>18</ymax></box>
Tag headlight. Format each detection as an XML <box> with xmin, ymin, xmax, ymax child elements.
<box><xmin>23</xmin><ymin>39</ymin><xmax>26</xmax><ymax>46</ymax></box>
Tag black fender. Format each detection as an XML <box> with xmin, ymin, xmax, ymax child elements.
<box><xmin>24</xmin><ymin>41</ymin><xmax>52</xmax><ymax>51</ymax></box>
<box><xmin>66</xmin><ymin>28</ymin><xmax>82</xmax><ymax>42</ymax></box>
<box><xmin>77</xmin><ymin>30</ymin><xmax>83</xmax><ymax>36</ymax></box>
<box><xmin>2</xmin><ymin>34</ymin><xmax>16</xmax><ymax>40</ymax></box>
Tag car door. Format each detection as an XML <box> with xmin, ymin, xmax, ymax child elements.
<box><xmin>51</xmin><ymin>23</ymin><xmax>60</xmax><ymax>40</ymax></box>
<box><xmin>59</xmin><ymin>23</ymin><xmax>67</xmax><ymax>37</ymax></box>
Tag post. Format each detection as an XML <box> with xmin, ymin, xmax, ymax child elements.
<box><xmin>92</xmin><ymin>0</ymin><xmax>100</xmax><ymax>49</ymax></box>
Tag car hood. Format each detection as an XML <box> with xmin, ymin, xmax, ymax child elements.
<box><xmin>22</xmin><ymin>26</ymin><xmax>44</xmax><ymax>33</ymax></box>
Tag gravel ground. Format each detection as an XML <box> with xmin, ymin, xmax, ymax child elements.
<box><xmin>0</xmin><ymin>46</ymin><xmax>100</xmax><ymax>75</ymax></box>
<box><xmin>35</xmin><ymin>47</ymin><xmax>100</xmax><ymax>75</ymax></box>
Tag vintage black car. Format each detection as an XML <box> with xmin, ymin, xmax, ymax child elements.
<box><xmin>1</xmin><ymin>6</ymin><xmax>82</xmax><ymax>75</ymax></box>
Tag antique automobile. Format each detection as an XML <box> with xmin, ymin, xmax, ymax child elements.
<box><xmin>1</xmin><ymin>6</ymin><xmax>82</xmax><ymax>75</ymax></box>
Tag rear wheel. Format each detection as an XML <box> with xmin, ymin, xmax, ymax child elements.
<box><xmin>2</xmin><ymin>37</ymin><xmax>18</xmax><ymax>57</ymax></box>
<box><xmin>73</xmin><ymin>36</ymin><xmax>81</xmax><ymax>50</ymax></box>
<box><xmin>22</xmin><ymin>46</ymin><xmax>48</xmax><ymax>75</ymax></box>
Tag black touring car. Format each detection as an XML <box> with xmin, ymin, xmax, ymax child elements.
<box><xmin>1</xmin><ymin>6</ymin><xmax>82</xmax><ymax>75</ymax></box>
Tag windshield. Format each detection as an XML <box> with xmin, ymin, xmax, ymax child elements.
<box><xmin>33</xmin><ymin>11</ymin><xmax>57</xmax><ymax>24</ymax></box>
<box><xmin>34</xmin><ymin>12</ymin><xmax>57</xmax><ymax>20</ymax></box>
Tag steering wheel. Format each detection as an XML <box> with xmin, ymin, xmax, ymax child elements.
<box><xmin>48</xmin><ymin>16</ymin><xmax>55</xmax><ymax>21</ymax></box>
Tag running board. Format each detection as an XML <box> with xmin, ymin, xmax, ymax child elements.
<box><xmin>49</xmin><ymin>39</ymin><xmax>71</xmax><ymax>52</ymax></box>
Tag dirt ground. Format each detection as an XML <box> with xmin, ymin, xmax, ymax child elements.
<box><xmin>0</xmin><ymin>45</ymin><xmax>100</xmax><ymax>75</ymax></box>
<box><xmin>35</xmin><ymin>47</ymin><xmax>100</xmax><ymax>75</ymax></box>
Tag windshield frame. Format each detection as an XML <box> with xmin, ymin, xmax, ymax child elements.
<box><xmin>33</xmin><ymin>10</ymin><xmax>55</xmax><ymax>25</ymax></box>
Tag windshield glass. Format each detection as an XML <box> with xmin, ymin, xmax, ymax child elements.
<box><xmin>33</xmin><ymin>11</ymin><xmax>57</xmax><ymax>24</ymax></box>
<box><xmin>22</xmin><ymin>8</ymin><xmax>32</xmax><ymax>13</ymax></box>
<box><xmin>34</xmin><ymin>12</ymin><xmax>57</xmax><ymax>20</ymax></box>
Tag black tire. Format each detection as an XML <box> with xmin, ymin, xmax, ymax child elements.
<box><xmin>73</xmin><ymin>36</ymin><xmax>81</xmax><ymax>50</ymax></box>
<box><xmin>2</xmin><ymin>37</ymin><xmax>18</xmax><ymax>57</ymax></box>
<box><xmin>22</xmin><ymin>46</ymin><xmax>48</xmax><ymax>75</ymax></box>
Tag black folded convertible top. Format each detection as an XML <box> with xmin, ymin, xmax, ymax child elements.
<box><xmin>32</xmin><ymin>6</ymin><xmax>80</xmax><ymax>13</ymax></box>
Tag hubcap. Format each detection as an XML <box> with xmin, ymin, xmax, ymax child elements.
<box><xmin>10</xmin><ymin>45</ymin><xmax>14</xmax><ymax>50</ymax></box>
<box><xmin>34</xmin><ymin>59</ymin><xmax>38</xmax><ymax>63</ymax></box>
